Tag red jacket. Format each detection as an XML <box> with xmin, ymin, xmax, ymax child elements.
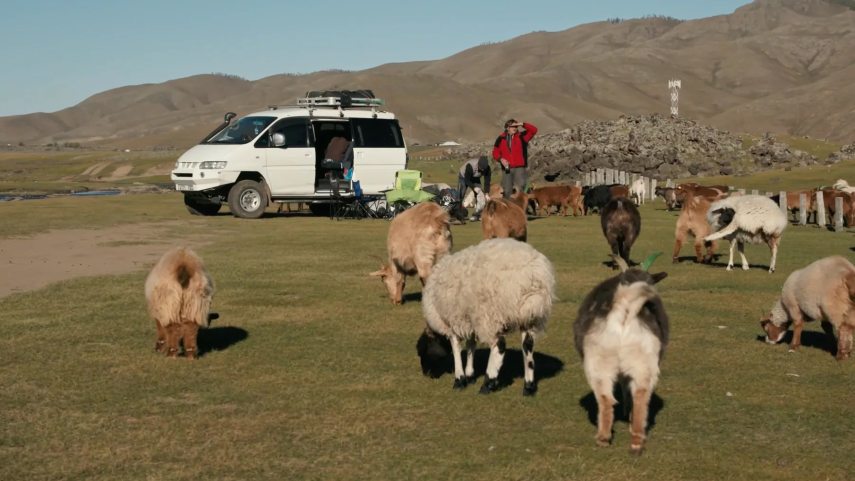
<box><xmin>492</xmin><ymin>122</ymin><xmax>537</xmax><ymax>169</ymax></box>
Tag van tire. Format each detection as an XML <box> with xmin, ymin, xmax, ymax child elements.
<box><xmin>184</xmin><ymin>195</ymin><xmax>222</xmax><ymax>216</ymax></box>
<box><xmin>228</xmin><ymin>180</ymin><xmax>267</xmax><ymax>218</ymax></box>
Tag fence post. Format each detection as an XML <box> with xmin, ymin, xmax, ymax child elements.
<box><xmin>738</xmin><ymin>188</ymin><xmax>746</xmax><ymax>195</ymax></box>
<box><xmin>666</xmin><ymin>179</ymin><xmax>673</xmax><ymax>188</ymax></box>
<box><xmin>799</xmin><ymin>194</ymin><xmax>807</xmax><ymax>225</ymax></box>
<box><xmin>815</xmin><ymin>190</ymin><xmax>826</xmax><ymax>227</ymax></box>
<box><xmin>779</xmin><ymin>191</ymin><xmax>787</xmax><ymax>216</ymax></box>
<box><xmin>650</xmin><ymin>178</ymin><xmax>657</xmax><ymax>201</ymax></box>
<box><xmin>751</xmin><ymin>189</ymin><xmax>759</xmax><ymax>196</ymax></box>
<box><xmin>834</xmin><ymin>197</ymin><xmax>844</xmax><ymax>232</ymax></box>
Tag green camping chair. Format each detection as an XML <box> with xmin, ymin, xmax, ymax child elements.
<box><xmin>384</xmin><ymin>169</ymin><xmax>435</xmax><ymax>205</ymax></box>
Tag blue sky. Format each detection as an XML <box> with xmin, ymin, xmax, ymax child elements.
<box><xmin>0</xmin><ymin>0</ymin><xmax>750</xmax><ymax>117</ymax></box>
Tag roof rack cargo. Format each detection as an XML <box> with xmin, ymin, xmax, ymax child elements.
<box><xmin>297</xmin><ymin>89</ymin><xmax>384</xmax><ymax>108</ymax></box>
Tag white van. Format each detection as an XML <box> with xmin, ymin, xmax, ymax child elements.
<box><xmin>171</xmin><ymin>90</ymin><xmax>407</xmax><ymax>218</ymax></box>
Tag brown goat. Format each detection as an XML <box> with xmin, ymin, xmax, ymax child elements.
<box><xmin>145</xmin><ymin>247</ymin><xmax>214</xmax><ymax>359</ymax></box>
<box><xmin>675</xmin><ymin>184</ymin><xmax>727</xmax><ymax>203</ymax></box>
<box><xmin>482</xmin><ymin>195</ymin><xmax>528</xmax><ymax>242</ymax></box>
<box><xmin>529</xmin><ymin>185</ymin><xmax>583</xmax><ymax>216</ymax></box>
<box><xmin>600</xmin><ymin>198</ymin><xmax>640</xmax><ymax>265</ymax></box>
<box><xmin>672</xmin><ymin>194</ymin><xmax>718</xmax><ymax>264</ymax></box>
<box><xmin>609</xmin><ymin>184</ymin><xmax>630</xmax><ymax>199</ymax></box>
<box><xmin>370</xmin><ymin>202</ymin><xmax>453</xmax><ymax>305</ymax></box>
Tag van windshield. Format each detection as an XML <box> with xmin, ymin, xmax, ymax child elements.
<box><xmin>205</xmin><ymin>116</ymin><xmax>276</xmax><ymax>144</ymax></box>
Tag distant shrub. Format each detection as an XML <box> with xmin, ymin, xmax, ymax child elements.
<box><xmin>606</xmin><ymin>17</ymin><xmax>623</xmax><ymax>24</ymax></box>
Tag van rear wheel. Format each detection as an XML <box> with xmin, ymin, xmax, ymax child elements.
<box><xmin>228</xmin><ymin>180</ymin><xmax>267</xmax><ymax>218</ymax></box>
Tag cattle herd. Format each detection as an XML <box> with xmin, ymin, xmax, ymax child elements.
<box><xmin>144</xmin><ymin>177</ymin><xmax>855</xmax><ymax>455</ymax></box>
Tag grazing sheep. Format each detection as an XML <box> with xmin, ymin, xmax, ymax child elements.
<box><xmin>704</xmin><ymin>195</ymin><xmax>787</xmax><ymax>273</ymax></box>
<box><xmin>481</xmin><ymin>195</ymin><xmax>527</xmax><ymax>242</ymax></box>
<box><xmin>601</xmin><ymin>198</ymin><xmax>641</xmax><ymax>265</ymax></box>
<box><xmin>573</xmin><ymin>254</ymin><xmax>668</xmax><ymax>454</ymax></box>
<box><xmin>421</xmin><ymin>238</ymin><xmax>555</xmax><ymax>395</ymax></box>
<box><xmin>145</xmin><ymin>247</ymin><xmax>214</xmax><ymax>359</ymax></box>
<box><xmin>761</xmin><ymin>255</ymin><xmax>855</xmax><ymax>360</ymax></box>
<box><xmin>672</xmin><ymin>193</ymin><xmax>717</xmax><ymax>264</ymax></box>
<box><xmin>370</xmin><ymin>202</ymin><xmax>453</xmax><ymax>305</ymax></box>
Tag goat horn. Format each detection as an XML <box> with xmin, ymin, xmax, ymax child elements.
<box><xmin>640</xmin><ymin>252</ymin><xmax>663</xmax><ymax>272</ymax></box>
<box><xmin>610</xmin><ymin>254</ymin><xmax>629</xmax><ymax>272</ymax></box>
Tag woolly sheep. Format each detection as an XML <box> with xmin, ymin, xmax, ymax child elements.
<box><xmin>573</xmin><ymin>254</ymin><xmax>668</xmax><ymax>454</ymax></box>
<box><xmin>145</xmin><ymin>247</ymin><xmax>214</xmax><ymax>359</ymax></box>
<box><xmin>761</xmin><ymin>255</ymin><xmax>855</xmax><ymax>360</ymax></box>
<box><xmin>370</xmin><ymin>202</ymin><xmax>453</xmax><ymax>305</ymax></box>
<box><xmin>704</xmin><ymin>194</ymin><xmax>787</xmax><ymax>273</ymax></box>
<box><xmin>421</xmin><ymin>238</ymin><xmax>555</xmax><ymax>395</ymax></box>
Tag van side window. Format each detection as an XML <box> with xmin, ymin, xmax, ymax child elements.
<box><xmin>257</xmin><ymin>118</ymin><xmax>310</xmax><ymax>148</ymax></box>
<box><xmin>351</xmin><ymin>119</ymin><xmax>403</xmax><ymax>148</ymax></box>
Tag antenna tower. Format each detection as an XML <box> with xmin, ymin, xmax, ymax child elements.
<box><xmin>668</xmin><ymin>79</ymin><xmax>681</xmax><ymax>117</ymax></box>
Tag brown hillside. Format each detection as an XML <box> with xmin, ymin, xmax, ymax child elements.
<box><xmin>0</xmin><ymin>0</ymin><xmax>852</xmax><ymax>148</ymax></box>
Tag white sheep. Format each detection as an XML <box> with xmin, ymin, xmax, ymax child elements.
<box><xmin>145</xmin><ymin>247</ymin><xmax>214</xmax><ymax>359</ymax></box>
<box><xmin>420</xmin><ymin>238</ymin><xmax>555</xmax><ymax>395</ymax></box>
<box><xmin>761</xmin><ymin>255</ymin><xmax>855</xmax><ymax>360</ymax></box>
<box><xmin>704</xmin><ymin>194</ymin><xmax>787</xmax><ymax>273</ymax></box>
<box><xmin>573</xmin><ymin>254</ymin><xmax>669</xmax><ymax>454</ymax></box>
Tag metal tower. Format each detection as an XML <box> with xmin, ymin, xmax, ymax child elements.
<box><xmin>668</xmin><ymin>79</ymin><xmax>681</xmax><ymax>116</ymax></box>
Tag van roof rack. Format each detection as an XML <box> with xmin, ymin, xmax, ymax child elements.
<box><xmin>296</xmin><ymin>89</ymin><xmax>385</xmax><ymax>108</ymax></box>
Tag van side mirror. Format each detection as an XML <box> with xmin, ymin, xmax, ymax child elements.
<box><xmin>271</xmin><ymin>132</ymin><xmax>286</xmax><ymax>147</ymax></box>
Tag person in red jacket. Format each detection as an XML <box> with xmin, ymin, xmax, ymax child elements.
<box><xmin>492</xmin><ymin>119</ymin><xmax>537</xmax><ymax>198</ymax></box>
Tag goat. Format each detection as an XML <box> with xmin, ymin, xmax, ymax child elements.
<box><xmin>654</xmin><ymin>186</ymin><xmax>679</xmax><ymax>211</ymax></box>
<box><xmin>704</xmin><ymin>195</ymin><xmax>787</xmax><ymax>273</ymax></box>
<box><xmin>820</xmin><ymin>189</ymin><xmax>855</xmax><ymax>226</ymax></box>
<box><xmin>421</xmin><ymin>238</ymin><xmax>555</xmax><ymax>395</ymax></box>
<box><xmin>481</xmin><ymin>194</ymin><xmax>527</xmax><ymax>242</ymax></box>
<box><xmin>761</xmin><ymin>256</ymin><xmax>855</xmax><ymax>360</ymax></box>
<box><xmin>370</xmin><ymin>202</ymin><xmax>452</xmax><ymax>304</ymax></box>
<box><xmin>629</xmin><ymin>178</ymin><xmax>646</xmax><ymax>205</ymax></box>
<box><xmin>672</xmin><ymin>193</ymin><xmax>717</xmax><ymax>264</ymax></box>
<box><xmin>583</xmin><ymin>184</ymin><xmax>626</xmax><ymax>215</ymax></box>
<box><xmin>769</xmin><ymin>189</ymin><xmax>818</xmax><ymax>224</ymax></box>
<box><xmin>529</xmin><ymin>185</ymin><xmax>582</xmax><ymax>216</ymax></box>
<box><xmin>601</xmin><ymin>198</ymin><xmax>641</xmax><ymax>266</ymax></box>
<box><xmin>832</xmin><ymin>179</ymin><xmax>855</xmax><ymax>194</ymax></box>
<box><xmin>145</xmin><ymin>247</ymin><xmax>214</xmax><ymax>359</ymax></box>
<box><xmin>573</xmin><ymin>253</ymin><xmax>668</xmax><ymax>454</ymax></box>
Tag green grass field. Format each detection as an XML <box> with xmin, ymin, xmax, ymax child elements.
<box><xmin>1</xmin><ymin>154</ymin><xmax>855</xmax><ymax>480</ymax></box>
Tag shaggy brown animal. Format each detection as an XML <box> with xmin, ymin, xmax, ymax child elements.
<box><xmin>145</xmin><ymin>247</ymin><xmax>214</xmax><ymax>359</ymax></box>
<box><xmin>820</xmin><ymin>189</ymin><xmax>855</xmax><ymax>226</ymax></box>
<box><xmin>672</xmin><ymin>194</ymin><xmax>718</xmax><ymax>264</ymax></box>
<box><xmin>674</xmin><ymin>184</ymin><xmax>727</xmax><ymax>203</ymax></box>
<box><xmin>370</xmin><ymin>202</ymin><xmax>452</xmax><ymax>305</ymax></box>
<box><xmin>770</xmin><ymin>189</ymin><xmax>817</xmax><ymax>223</ymax></box>
<box><xmin>481</xmin><ymin>194</ymin><xmax>528</xmax><ymax>242</ymax></box>
<box><xmin>601</xmin><ymin>198</ymin><xmax>641</xmax><ymax>265</ymax></box>
<box><xmin>529</xmin><ymin>185</ymin><xmax>583</xmax><ymax>216</ymax></box>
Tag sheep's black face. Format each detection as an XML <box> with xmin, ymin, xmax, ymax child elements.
<box><xmin>416</xmin><ymin>329</ymin><xmax>452</xmax><ymax>378</ymax></box>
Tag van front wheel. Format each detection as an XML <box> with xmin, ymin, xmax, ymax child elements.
<box><xmin>228</xmin><ymin>180</ymin><xmax>267</xmax><ymax>218</ymax></box>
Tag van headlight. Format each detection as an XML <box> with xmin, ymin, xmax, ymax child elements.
<box><xmin>199</xmin><ymin>161</ymin><xmax>227</xmax><ymax>169</ymax></box>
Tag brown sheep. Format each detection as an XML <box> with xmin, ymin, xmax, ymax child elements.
<box><xmin>145</xmin><ymin>247</ymin><xmax>214</xmax><ymax>359</ymax></box>
<box><xmin>672</xmin><ymin>193</ymin><xmax>717</xmax><ymax>264</ymax></box>
<box><xmin>481</xmin><ymin>193</ymin><xmax>528</xmax><ymax>242</ymax></box>
<box><xmin>370</xmin><ymin>202</ymin><xmax>453</xmax><ymax>305</ymax></box>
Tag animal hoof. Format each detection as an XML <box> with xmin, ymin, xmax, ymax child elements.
<box><xmin>154</xmin><ymin>341</ymin><xmax>166</xmax><ymax>353</ymax></box>
<box><xmin>465</xmin><ymin>375</ymin><xmax>476</xmax><ymax>386</ymax></box>
<box><xmin>595</xmin><ymin>437</ymin><xmax>611</xmax><ymax>447</ymax></box>
<box><xmin>629</xmin><ymin>445</ymin><xmax>644</xmax><ymax>456</ymax></box>
<box><xmin>726</xmin><ymin>265</ymin><xmax>734</xmax><ymax>271</ymax></box>
<box><xmin>452</xmin><ymin>377</ymin><xmax>468</xmax><ymax>390</ymax></box>
<box><xmin>479</xmin><ymin>377</ymin><xmax>499</xmax><ymax>394</ymax></box>
<box><xmin>522</xmin><ymin>381</ymin><xmax>537</xmax><ymax>396</ymax></box>
<box><xmin>742</xmin><ymin>265</ymin><xmax>750</xmax><ymax>271</ymax></box>
<box><xmin>671</xmin><ymin>257</ymin><xmax>679</xmax><ymax>264</ymax></box>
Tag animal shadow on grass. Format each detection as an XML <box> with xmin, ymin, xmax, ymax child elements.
<box><xmin>578</xmin><ymin>387</ymin><xmax>665</xmax><ymax>433</ymax></box>
<box><xmin>755</xmin><ymin>321</ymin><xmax>837</xmax><ymax>357</ymax></box>
<box><xmin>416</xmin><ymin>331</ymin><xmax>564</xmax><ymax>390</ymax></box>
<box><xmin>709</xmin><ymin>259</ymin><xmax>771</xmax><ymax>271</ymax></box>
<box><xmin>198</xmin><ymin>323</ymin><xmax>249</xmax><ymax>357</ymax></box>
<box><xmin>401</xmin><ymin>292</ymin><xmax>423</xmax><ymax>304</ymax></box>
<box><xmin>673</xmin><ymin>254</ymin><xmax>721</xmax><ymax>265</ymax></box>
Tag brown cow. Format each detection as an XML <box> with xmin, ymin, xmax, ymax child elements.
<box><xmin>529</xmin><ymin>185</ymin><xmax>583</xmax><ymax>216</ymax></box>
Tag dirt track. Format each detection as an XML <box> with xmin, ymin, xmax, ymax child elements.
<box><xmin>0</xmin><ymin>222</ymin><xmax>205</xmax><ymax>299</ymax></box>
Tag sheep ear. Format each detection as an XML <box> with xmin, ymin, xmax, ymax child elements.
<box><xmin>610</xmin><ymin>254</ymin><xmax>629</xmax><ymax>272</ymax></box>
<box><xmin>640</xmin><ymin>251</ymin><xmax>663</xmax><ymax>272</ymax></box>
<box><xmin>651</xmin><ymin>272</ymin><xmax>668</xmax><ymax>284</ymax></box>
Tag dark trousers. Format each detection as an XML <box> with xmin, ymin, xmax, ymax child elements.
<box><xmin>502</xmin><ymin>167</ymin><xmax>527</xmax><ymax>198</ymax></box>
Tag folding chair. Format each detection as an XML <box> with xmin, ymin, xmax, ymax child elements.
<box><xmin>333</xmin><ymin>180</ymin><xmax>375</xmax><ymax>220</ymax></box>
<box><xmin>384</xmin><ymin>169</ymin><xmax>435</xmax><ymax>216</ymax></box>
